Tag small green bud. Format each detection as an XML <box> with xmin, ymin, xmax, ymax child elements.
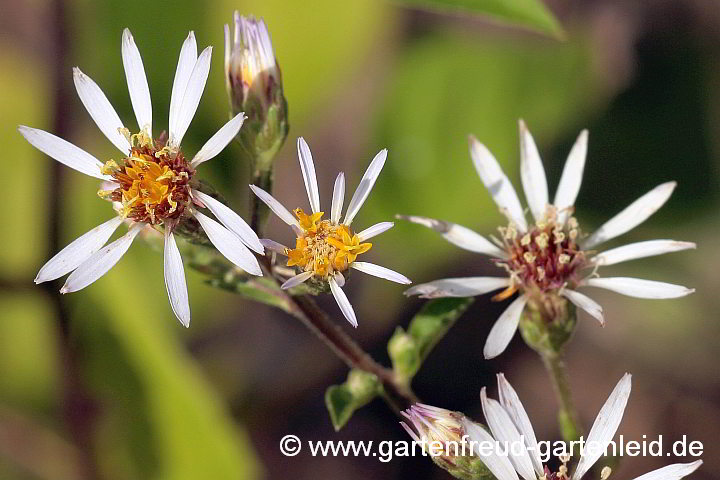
<box><xmin>224</xmin><ymin>12</ymin><xmax>288</xmax><ymax>173</ymax></box>
<box><xmin>518</xmin><ymin>292</ymin><xmax>577</xmax><ymax>356</ymax></box>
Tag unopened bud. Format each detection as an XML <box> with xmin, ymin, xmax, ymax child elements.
<box><xmin>225</xmin><ymin>12</ymin><xmax>288</xmax><ymax>172</ymax></box>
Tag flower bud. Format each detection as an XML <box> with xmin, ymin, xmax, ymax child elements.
<box><xmin>225</xmin><ymin>13</ymin><xmax>288</xmax><ymax>172</ymax></box>
<box><xmin>401</xmin><ymin>404</ymin><xmax>494</xmax><ymax>480</ymax></box>
<box><xmin>518</xmin><ymin>294</ymin><xmax>577</xmax><ymax>357</ymax></box>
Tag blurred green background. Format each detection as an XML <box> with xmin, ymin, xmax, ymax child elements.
<box><xmin>1</xmin><ymin>0</ymin><xmax>718</xmax><ymax>479</ymax></box>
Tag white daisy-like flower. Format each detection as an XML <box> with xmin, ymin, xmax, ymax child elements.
<box><xmin>464</xmin><ymin>373</ymin><xmax>702</xmax><ymax>480</ymax></box>
<box><xmin>251</xmin><ymin>138</ymin><xmax>411</xmax><ymax>327</ymax></box>
<box><xmin>22</xmin><ymin>29</ymin><xmax>264</xmax><ymax>327</ymax></box>
<box><xmin>402</xmin><ymin>120</ymin><xmax>695</xmax><ymax>358</ymax></box>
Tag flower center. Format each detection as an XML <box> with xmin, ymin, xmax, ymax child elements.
<box><xmin>496</xmin><ymin>207</ymin><xmax>587</xmax><ymax>295</ymax></box>
<box><xmin>99</xmin><ymin>130</ymin><xmax>194</xmax><ymax>225</ymax></box>
<box><xmin>286</xmin><ymin>209</ymin><xmax>372</xmax><ymax>279</ymax></box>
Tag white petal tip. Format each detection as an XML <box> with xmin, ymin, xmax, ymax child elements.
<box><xmin>59</xmin><ymin>286</ymin><xmax>69</xmax><ymax>294</ymax></box>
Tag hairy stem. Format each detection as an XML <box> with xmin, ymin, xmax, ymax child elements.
<box><xmin>541</xmin><ymin>352</ymin><xmax>583</xmax><ymax>443</ymax></box>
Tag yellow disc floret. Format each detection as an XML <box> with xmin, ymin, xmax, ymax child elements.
<box><xmin>286</xmin><ymin>209</ymin><xmax>372</xmax><ymax>279</ymax></box>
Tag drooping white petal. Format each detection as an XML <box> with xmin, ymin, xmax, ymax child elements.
<box><xmin>192</xmin><ymin>190</ymin><xmax>263</xmax><ymax>254</ymax></box>
<box><xmin>164</xmin><ymin>230</ymin><xmax>190</xmax><ymax>327</ymax></box>
<box><xmin>405</xmin><ymin>277</ymin><xmax>509</xmax><ymax>299</ymax></box>
<box><xmin>351</xmin><ymin>262</ymin><xmax>411</xmax><ymax>284</ymax></box>
<box><xmin>169</xmin><ymin>31</ymin><xmax>198</xmax><ymax>141</ymax></box>
<box><xmin>249</xmin><ymin>185</ymin><xmax>299</xmax><ymax>228</ymax></box>
<box><xmin>61</xmin><ymin>223</ymin><xmax>143</xmax><ymax>293</ymax></box>
<box><xmin>35</xmin><ymin>216</ymin><xmax>124</xmax><ymax>283</ymax></box>
<box><xmin>333</xmin><ymin>271</ymin><xmax>346</xmax><ymax>287</ymax></box>
<box><xmin>583</xmin><ymin>182</ymin><xmax>677</xmax><ymax>249</ymax></box>
<box><xmin>170</xmin><ymin>46</ymin><xmax>212</xmax><ymax>147</ymax></box>
<box><xmin>331</xmin><ymin>172</ymin><xmax>345</xmax><ymax>224</ymax></box>
<box><xmin>481</xmin><ymin>388</ymin><xmax>537</xmax><ymax>480</ymax></box>
<box><xmin>329</xmin><ymin>276</ymin><xmax>357</xmax><ymax>328</ymax></box>
<box><xmin>483</xmin><ymin>294</ymin><xmax>528</xmax><ymax>359</ymax></box>
<box><xmin>630</xmin><ymin>461</ymin><xmax>703</xmax><ymax>480</ymax></box>
<box><xmin>583</xmin><ymin>277</ymin><xmax>694</xmax><ymax>299</ymax></box>
<box><xmin>343</xmin><ymin>149</ymin><xmax>387</xmax><ymax>226</ymax></box>
<box><xmin>562</xmin><ymin>289</ymin><xmax>605</xmax><ymax>325</ymax></box>
<box><xmin>193</xmin><ymin>210</ymin><xmax>262</xmax><ymax>276</ymax></box>
<box><xmin>190</xmin><ymin>112</ymin><xmax>245</xmax><ymax>167</ymax></box>
<box><xmin>18</xmin><ymin>126</ymin><xmax>109</xmax><ymax>180</ymax></box>
<box><xmin>260</xmin><ymin>238</ymin><xmax>288</xmax><ymax>254</ymax></box>
<box><xmin>73</xmin><ymin>68</ymin><xmax>130</xmax><ymax>154</ymax></box>
<box><xmin>356</xmin><ymin>222</ymin><xmax>394</xmax><ymax>242</ymax></box>
<box><xmin>496</xmin><ymin>374</ymin><xmax>544</xmax><ymax>475</ymax></box>
<box><xmin>397</xmin><ymin>215</ymin><xmax>507</xmax><ymax>258</ymax></box>
<box><xmin>462</xmin><ymin>418</ymin><xmax>520</xmax><ymax>480</ymax></box>
<box><xmin>469</xmin><ymin>136</ymin><xmax>527</xmax><ymax>231</ymax></box>
<box><xmin>297</xmin><ymin>137</ymin><xmax>321</xmax><ymax>214</ymax></box>
<box><xmin>121</xmin><ymin>29</ymin><xmax>152</xmax><ymax>136</ymax></box>
<box><xmin>572</xmin><ymin>374</ymin><xmax>632</xmax><ymax>480</ymax></box>
<box><xmin>518</xmin><ymin>120</ymin><xmax>549</xmax><ymax>221</ymax></box>
<box><xmin>593</xmin><ymin>240</ymin><xmax>696</xmax><ymax>267</ymax></box>
<box><xmin>281</xmin><ymin>271</ymin><xmax>314</xmax><ymax>290</ymax></box>
<box><xmin>554</xmin><ymin>129</ymin><xmax>588</xmax><ymax>220</ymax></box>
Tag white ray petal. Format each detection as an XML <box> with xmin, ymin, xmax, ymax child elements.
<box><xmin>397</xmin><ymin>215</ymin><xmax>507</xmax><ymax>258</ymax></box>
<box><xmin>169</xmin><ymin>31</ymin><xmax>197</xmax><ymax>141</ymax></box>
<box><xmin>554</xmin><ymin>129</ymin><xmax>588</xmax><ymax>220</ymax></box>
<box><xmin>405</xmin><ymin>277</ymin><xmax>509</xmax><ymax>299</ymax></box>
<box><xmin>331</xmin><ymin>172</ymin><xmax>345</xmax><ymax>224</ymax></box>
<box><xmin>593</xmin><ymin>240</ymin><xmax>696</xmax><ymax>266</ymax></box>
<box><xmin>356</xmin><ymin>222</ymin><xmax>393</xmax><ymax>242</ymax></box>
<box><xmin>351</xmin><ymin>262</ymin><xmax>411</xmax><ymax>284</ymax></box>
<box><xmin>73</xmin><ymin>68</ymin><xmax>130</xmax><ymax>154</ymax></box>
<box><xmin>260</xmin><ymin>238</ymin><xmax>288</xmax><ymax>255</ymax></box>
<box><xmin>18</xmin><ymin>126</ymin><xmax>109</xmax><ymax>180</ymax></box>
<box><xmin>583</xmin><ymin>182</ymin><xmax>677</xmax><ymax>249</ymax></box>
<box><xmin>483</xmin><ymin>294</ymin><xmax>528</xmax><ymax>359</ymax></box>
<box><xmin>562</xmin><ymin>289</ymin><xmax>605</xmax><ymax>325</ymax></box>
<box><xmin>572</xmin><ymin>374</ymin><xmax>632</xmax><ymax>480</ymax></box>
<box><xmin>297</xmin><ymin>137</ymin><xmax>321</xmax><ymax>214</ymax></box>
<box><xmin>35</xmin><ymin>216</ymin><xmax>123</xmax><ymax>283</ymax></box>
<box><xmin>343</xmin><ymin>149</ymin><xmax>387</xmax><ymax>226</ymax></box>
<box><xmin>630</xmin><ymin>461</ymin><xmax>703</xmax><ymax>480</ymax></box>
<box><xmin>249</xmin><ymin>185</ymin><xmax>299</xmax><ymax>228</ymax></box>
<box><xmin>164</xmin><ymin>231</ymin><xmax>190</xmax><ymax>327</ymax></box>
<box><xmin>193</xmin><ymin>211</ymin><xmax>262</xmax><ymax>276</ymax></box>
<box><xmin>584</xmin><ymin>277</ymin><xmax>694</xmax><ymax>299</ymax></box>
<box><xmin>223</xmin><ymin>24</ymin><xmax>231</xmax><ymax>92</ymax></box>
<box><xmin>192</xmin><ymin>190</ymin><xmax>263</xmax><ymax>254</ymax></box>
<box><xmin>333</xmin><ymin>271</ymin><xmax>346</xmax><ymax>287</ymax></box>
<box><xmin>496</xmin><ymin>374</ymin><xmax>544</xmax><ymax>475</ymax></box>
<box><xmin>281</xmin><ymin>271</ymin><xmax>314</xmax><ymax>290</ymax></box>
<box><xmin>462</xmin><ymin>418</ymin><xmax>520</xmax><ymax>480</ymax></box>
<box><xmin>190</xmin><ymin>113</ymin><xmax>245</xmax><ymax>167</ymax></box>
<box><xmin>518</xmin><ymin>120</ymin><xmax>549</xmax><ymax>221</ymax></box>
<box><xmin>469</xmin><ymin>136</ymin><xmax>527</xmax><ymax>231</ymax></box>
<box><xmin>481</xmin><ymin>389</ymin><xmax>537</xmax><ymax>480</ymax></box>
<box><xmin>170</xmin><ymin>46</ymin><xmax>212</xmax><ymax>147</ymax></box>
<box><xmin>121</xmin><ymin>29</ymin><xmax>152</xmax><ymax>136</ymax></box>
<box><xmin>329</xmin><ymin>276</ymin><xmax>357</xmax><ymax>328</ymax></box>
<box><xmin>61</xmin><ymin>223</ymin><xmax>143</xmax><ymax>293</ymax></box>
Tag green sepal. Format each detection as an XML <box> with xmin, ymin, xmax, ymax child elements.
<box><xmin>518</xmin><ymin>295</ymin><xmax>577</xmax><ymax>356</ymax></box>
<box><xmin>325</xmin><ymin>369</ymin><xmax>382</xmax><ymax>431</ymax></box>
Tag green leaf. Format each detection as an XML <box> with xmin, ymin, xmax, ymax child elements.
<box><xmin>325</xmin><ymin>370</ymin><xmax>382</xmax><ymax>431</ymax></box>
<box><xmin>389</xmin><ymin>298</ymin><xmax>474</xmax><ymax>383</ymax></box>
<box><xmin>391</xmin><ymin>0</ymin><xmax>563</xmax><ymax>38</ymax></box>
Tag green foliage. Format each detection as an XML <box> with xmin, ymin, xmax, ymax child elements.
<box><xmin>391</xmin><ymin>0</ymin><xmax>563</xmax><ymax>38</ymax></box>
<box><xmin>389</xmin><ymin>298</ymin><xmax>473</xmax><ymax>384</ymax></box>
<box><xmin>325</xmin><ymin>370</ymin><xmax>383</xmax><ymax>431</ymax></box>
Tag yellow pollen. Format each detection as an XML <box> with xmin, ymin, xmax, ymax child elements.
<box><xmin>523</xmin><ymin>252</ymin><xmax>536</xmax><ymax>263</ymax></box>
<box><xmin>520</xmin><ymin>234</ymin><xmax>532</xmax><ymax>246</ymax></box>
<box><xmin>601</xmin><ymin>467</ymin><xmax>612</xmax><ymax>480</ymax></box>
<box><xmin>569</xmin><ymin>229</ymin><xmax>578</xmax><ymax>240</ymax></box>
<box><xmin>559</xmin><ymin>254</ymin><xmax>571</xmax><ymax>264</ymax></box>
<box><xmin>537</xmin><ymin>266</ymin><xmax>545</xmax><ymax>280</ymax></box>
<box><xmin>553</xmin><ymin>230</ymin><xmax>566</xmax><ymax>243</ymax></box>
<box><xmin>535</xmin><ymin>233</ymin><xmax>549</xmax><ymax>249</ymax></box>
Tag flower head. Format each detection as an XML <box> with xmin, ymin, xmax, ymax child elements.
<box><xmin>23</xmin><ymin>29</ymin><xmax>264</xmax><ymax>327</ymax></box>
<box><xmin>467</xmin><ymin>373</ymin><xmax>702</xmax><ymax>480</ymax></box>
<box><xmin>251</xmin><ymin>138</ymin><xmax>411</xmax><ymax>327</ymax></box>
<box><xmin>402</xmin><ymin>120</ymin><xmax>695</xmax><ymax>358</ymax></box>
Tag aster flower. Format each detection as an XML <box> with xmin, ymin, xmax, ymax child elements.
<box><xmin>22</xmin><ymin>29</ymin><xmax>264</xmax><ymax>327</ymax></box>
<box><xmin>402</xmin><ymin>121</ymin><xmax>695</xmax><ymax>358</ymax></box>
<box><xmin>250</xmin><ymin>138</ymin><xmax>411</xmax><ymax>327</ymax></box>
<box><xmin>464</xmin><ymin>373</ymin><xmax>702</xmax><ymax>480</ymax></box>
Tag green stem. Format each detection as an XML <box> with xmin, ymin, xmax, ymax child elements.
<box><xmin>541</xmin><ymin>352</ymin><xmax>583</xmax><ymax>443</ymax></box>
<box><xmin>249</xmin><ymin>168</ymin><xmax>272</xmax><ymax>237</ymax></box>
